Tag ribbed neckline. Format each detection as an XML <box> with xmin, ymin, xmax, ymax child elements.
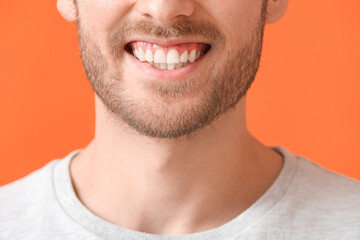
<box><xmin>53</xmin><ymin>146</ymin><xmax>298</xmax><ymax>240</ymax></box>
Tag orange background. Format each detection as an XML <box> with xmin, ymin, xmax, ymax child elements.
<box><xmin>1</xmin><ymin>0</ymin><xmax>359</xmax><ymax>186</ymax></box>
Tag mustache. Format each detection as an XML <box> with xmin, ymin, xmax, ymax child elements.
<box><xmin>109</xmin><ymin>19</ymin><xmax>226</xmax><ymax>58</ymax></box>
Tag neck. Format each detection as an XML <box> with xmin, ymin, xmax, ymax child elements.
<box><xmin>70</xmin><ymin>96</ymin><xmax>283</xmax><ymax>235</ymax></box>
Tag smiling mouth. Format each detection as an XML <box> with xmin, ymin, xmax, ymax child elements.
<box><xmin>125</xmin><ymin>41</ymin><xmax>211</xmax><ymax>70</ymax></box>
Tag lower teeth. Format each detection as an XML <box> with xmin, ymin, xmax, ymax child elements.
<box><xmin>150</xmin><ymin>62</ymin><xmax>189</xmax><ymax>70</ymax></box>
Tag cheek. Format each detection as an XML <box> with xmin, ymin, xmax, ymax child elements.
<box><xmin>203</xmin><ymin>0</ymin><xmax>262</xmax><ymax>44</ymax></box>
<box><xmin>96</xmin><ymin>0</ymin><xmax>122</xmax><ymax>8</ymax></box>
<box><xmin>79</xmin><ymin>0</ymin><xmax>133</xmax><ymax>37</ymax></box>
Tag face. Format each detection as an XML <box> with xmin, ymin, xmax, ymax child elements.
<box><xmin>73</xmin><ymin>0</ymin><xmax>268</xmax><ymax>138</ymax></box>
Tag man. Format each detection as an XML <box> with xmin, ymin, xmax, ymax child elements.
<box><xmin>1</xmin><ymin>0</ymin><xmax>359</xmax><ymax>239</ymax></box>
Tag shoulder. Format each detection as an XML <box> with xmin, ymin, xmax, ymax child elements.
<box><xmin>0</xmin><ymin>150</ymin><xmax>92</xmax><ymax>239</ymax></box>
<box><xmin>256</xmin><ymin>148</ymin><xmax>360</xmax><ymax>238</ymax></box>
<box><xmin>273</xmin><ymin>146</ymin><xmax>360</xmax><ymax>207</ymax></box>
<box><xmin>0</xmin><ymin>160</ymin><xmax>59</xmax><ymax>236</ymax></box>
<box><xmin>294</xmin><ymin>155</ymin><xmax>360</xmax><ymax>204</ymax></box>
<box><xmin>281</xmin><ymin>154</ymin><xmax>360</xmax><ymax>230</ymax></box>
<box><xmin>0</xmin><ymin>160</ymin><xmax>58</xmax><ymax>202</ymax></box>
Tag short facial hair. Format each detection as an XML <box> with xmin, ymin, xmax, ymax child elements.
<box><xmin>75</xmin><ymin>1</ymin><xmax>268</xmax><ymax>139</ymax></box>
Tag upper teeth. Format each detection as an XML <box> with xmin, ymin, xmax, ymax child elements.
<box><xmin>180</xmin><ymin>51</ymin><xmax>188</xmax><ymax>63</ymax></box>
<box><xmin>154</xmin><ymin>49</ymin><xmax>166</xmax><ymax>63</ymax></box>
<box><xmin>145</xmin><ymin>49</ymin><xmax>153</xmax><ymax>62</ymax></box>
<box><xmin>132</xmin><ymin>48</ymin><xmax>203</xmax><ymax>70</ymax></box>
<box><xmin>167</xmin><ymin>49</ymin><xmax>180</xmax><ymax>64</ymax></box>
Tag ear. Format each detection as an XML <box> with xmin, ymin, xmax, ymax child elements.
<box><xmin>57</xmin><ymin>0</ymin><xmax>77</xmax><ymax>22</ymax></box>
<box><xmin>266</xmin><ymin>0</ymin><xmax>289</xmax><ymax>23</ymax></box>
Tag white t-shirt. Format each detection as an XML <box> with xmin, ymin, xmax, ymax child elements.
<box><xmin>1</xmin><ymin>146</ymin><xmax>360</xmax><ymax>239</ymax></box>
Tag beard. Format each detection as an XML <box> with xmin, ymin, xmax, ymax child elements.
<box><xmin>75</xmin><ymin>2</ymin><xmax>267</xmax><ymax>139</ymax></box>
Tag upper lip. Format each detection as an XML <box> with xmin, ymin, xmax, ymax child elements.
<box><xmin>125</xmin><ymin>37</ymin><xmax>212</xmax><ymax>47</ymax></box>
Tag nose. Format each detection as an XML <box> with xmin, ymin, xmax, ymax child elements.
<box><xmin>135</xmin><ymin>0</ymin><xmax>196</xmax><ymax>25</ymax></box>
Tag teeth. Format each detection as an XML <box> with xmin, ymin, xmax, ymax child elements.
<box><xmin>154</xmin><ymin>49</ymin><xmax>166</xmax><ymax>63</ymax></box>
<box><xmin>160</xmin><ymin>63</ymin><xmax>167</xmax><ymax>69</ymax></box>
<box><xmin>167</xmin><ymin>64</ymin><xmax>176</xmax><ymax>70</ymax></box>
<box><xmin>196</xmin><ymin>52</ymin><xmax>201</xmax><ymax>60</ymax></box>
<box><xmin>133</xmin><ymin>49</ymin><xmax>138</xmax><ymax>58</ymax></box>
<box><xmin>167</xmin><ymin>49</ymin><xmax>180</xmax><ymax>64</ymax></box>
<box><xmin>176</xmin><ymin>63</ymin><xmax>183</xmax><ymax>69</ymax></box>
<box><xmin>132</xmin><ymin>46</ymin><xmax>206</xmax><ymax>70</ymax></box>
<box><xmin>144</xmin><ymin>62</ymin><xmax>189</xmax><ymax>70</ymax></box>
<box><xmin>180</xmin><ymin>50</ymin><xmax>189</xmax><ymax>63</ymax></box>
<box><xmin>189</xmin><ymin>50</ymin><xmax>196</xmax><ymax>63</ymax></box>
<box><xmin>138</xmin><ymin>48</ymin><xmax>145</xmax><ymax>62</ymax></box>
<box><xmin>145</xmin><ymin>49</ymin><xmax>153</xmax><ymax>62</ymax></box>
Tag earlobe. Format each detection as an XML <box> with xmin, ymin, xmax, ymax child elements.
<box><xmin>266</xmin><ymin>0</ymin><xmax>289</xmax><ymax>23</ymax></box>
<box><xmin>57</xmin><ymin>0</ymin><xmax>77</xmax><ymax>22</ymax></box>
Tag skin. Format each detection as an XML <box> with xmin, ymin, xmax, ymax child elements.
<box><xmin>57</xmin><ymin>0</ymin><xmax>288</xmax><ymax>236</ymax></box>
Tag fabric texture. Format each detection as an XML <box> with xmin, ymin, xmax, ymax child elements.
<box><xmin>0</xmin><ymin>146</ymin><xmax>359</xmax><ymax>240</ymax></box>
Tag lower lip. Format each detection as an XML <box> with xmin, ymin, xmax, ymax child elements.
<box><xmin>126</xmin><ymin>51</ymin><xmax>207</xmax><ymax>82</ymax></box>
